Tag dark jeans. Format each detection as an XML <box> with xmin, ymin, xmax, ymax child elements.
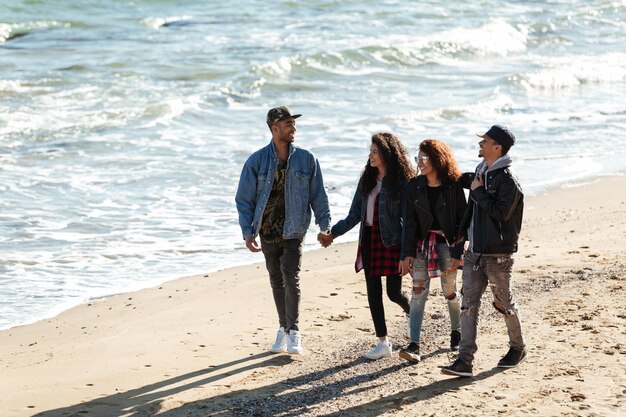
<box><xmin>362</xmin><ymin>227</ymin><xmax>410</xmax><ymax>338</ymax></box>
<box><xmin>261</xmin><ymin>237</ymin><xmax>303</xmax><ymax>333</ymax></box>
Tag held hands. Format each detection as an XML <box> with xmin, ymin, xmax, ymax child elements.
<box><xmin>244</xmin><ymin>236</ymin><xmax>261</xmax><ymax>253</ymax></box>
<box><xmin>317</xmin><ymin>232</ymin><xmax>333</xmax><ymax>248</ymax></box>
<box><xmin>470</xmin><ymin>173</ymin><xmax>484</xmax><ymax>191</ymax></box>
<box><xmin>400</xmin><ymin>257</ymin><xmax>414</xmax><ymax>276</ymax></box>
<box><xmin>445</xmin><ymin>257</ymin><xmax>462</xmax><ymax>274</ymax></box>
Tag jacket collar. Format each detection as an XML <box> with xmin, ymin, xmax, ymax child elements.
<box><xmin>414</xmin><ymin>175</ymin><xmax>451</xmax><ymax>187</ymax></box>
<box><xmin>476</xmin><ymin>155</ymin><xmax>512</xmax><ymax>175</ymax></box>
<box><xmin>269</xmin><ymin>139</ymin><xmax>296</xmax><ymax>159</ymax></box>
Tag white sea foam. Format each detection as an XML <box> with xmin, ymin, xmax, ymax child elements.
<box><xmin>514</xmin><ymin>52</ymin><xmax>626</xmax><ymax>90</ymax></box>
<box><xmin>389</xmin><ymin>89</ymin><xmax>515</xmax><ymax>125</ymax></box>
<box><xmin>139</xmin><ymin>16</ymin><xmax>193</xmax><ymax>29</ymax></box>
<box><xmin>0</xmin><ymin>23</ymin><xmax>10</xmax><ymax>42</ymax></box>
<box><xmin>225</xmin><ymin>19</ymin><xmax>528</xmax><ymax>91</ymax></box>
<box><xmin>0</xmin><ymin>20</ymin><xmax>67</xmax><ymax>42</ymax></box>
<box><xmin>425</xmin><ymin>19</ymin><xmax>528</xmax><ymax>57</ymax></box>
<box><xmin>363</xmin><ymin>19</ymin><xmax>528</xmax><ymax>65</ymax></box>
<box><xmin>142</xmin><ymin>96</ymin><xmax>202</xmax><ymax>127</ymax></box>
<box><xmin>251</xmin><ymin>57</ymin><xmax>293</xmax><ymax>79</ymax></box>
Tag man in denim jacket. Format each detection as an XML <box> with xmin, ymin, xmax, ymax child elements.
<box><xmin>235</xmin><ymin>106</ymin><xmax>331</xmax><ymax>355</ymax></box>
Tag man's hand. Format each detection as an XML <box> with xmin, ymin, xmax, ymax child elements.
<box><xmin>470</xmin><ymin>173</ymin><xmax>484</xmax><ymax>191</ymax></box>
<box><xmin>317</xmin><ymin>233</ymin><xmax>333</xmax><ymax>248</ymax></box>
<box><xmin>400</xmin><ymin>257</ymin><xmax>414</xmax><ymax>276</ymax></box>
<box><xmin>244</xmin><ymin>236</ymin><xmax>261</xmax><ymax>252</ymax></box>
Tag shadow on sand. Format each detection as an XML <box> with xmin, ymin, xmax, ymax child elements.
<box><xmin>33</xmin><ymin>348</ymin><xmax>505</xmax><ymax>417</ymax></box>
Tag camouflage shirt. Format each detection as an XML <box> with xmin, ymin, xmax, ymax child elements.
<box><xmin>260</xmin><ymin>159</ymin><xmax>287</xmax><ymax>243</ymax></box>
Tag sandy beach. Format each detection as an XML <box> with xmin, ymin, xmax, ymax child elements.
<box><xmin>1</xmin><ymin>174</ymin><xmax>625</xmax><ymax>417</ymax></box>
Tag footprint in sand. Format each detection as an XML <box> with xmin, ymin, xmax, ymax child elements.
<box><xmin>328</xmin><ymin>313</ymin><xmax>352</xmax><ymax>321</ymax></box>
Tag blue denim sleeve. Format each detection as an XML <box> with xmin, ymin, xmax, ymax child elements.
<box><xmin>331</xmin><ymin>183</ymin><xmax>362</xmax><ymax>238</ymax></box>
<box><xmin>235</xmin><ymin>160</ymin><xmax>258</xmax><ymax>238</ymax></box>
<box><xmin>308</xmin><ymin>156</ymin><xmax>331</xmax><ymax>230</ymax></box>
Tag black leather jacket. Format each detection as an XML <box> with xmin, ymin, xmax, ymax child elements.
<box><xmin>458</xmin><ymin>167</ymin><xmax>524</xmax><ymax>254</ymax></box>
<box><xmin>402</xmin><ymin>176</ymin><xmax>468</xmax><ymax>260</ymax></box>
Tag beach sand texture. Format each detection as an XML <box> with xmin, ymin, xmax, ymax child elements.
<box><xmin>1</xmin><ymin>175</ymin><xmax>625</xmax><ymax>417</ymax></box>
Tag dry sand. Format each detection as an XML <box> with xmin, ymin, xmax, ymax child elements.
<box><xmin>1</xmin><ymin>174</ymin><xmax>625</xmax><ymax>417</ymax></box>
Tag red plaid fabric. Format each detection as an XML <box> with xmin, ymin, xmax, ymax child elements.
<box><xmin>416</xmin><ymin>230</ymin><xmax>448</xmax><ymax>279</ymax></box>
<box><xmin>355</xmin><ymin>195</ymin><xmax>400</xmax><ymax>276</ymax></box>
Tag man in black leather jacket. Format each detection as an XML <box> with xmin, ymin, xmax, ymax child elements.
<box><xmin>442</xmin><ymin>125</ymin><xmax>526</xmax><ymax>378</ymax></box>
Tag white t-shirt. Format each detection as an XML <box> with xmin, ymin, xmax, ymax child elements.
<box><xmin>365</xmin><ymin>179</ymin><xmax>382</xmax><ymax>226</ymax></box>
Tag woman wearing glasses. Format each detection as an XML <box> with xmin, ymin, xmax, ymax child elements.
<box><xmin>398</xmin><ymin>139</ymin><xmax>467</xmax><ymax>363</ymax></box>
<box><xmin>319</xmin><ymin>132</ymin><xmax>414</xmax><ymax>360</ymax></box>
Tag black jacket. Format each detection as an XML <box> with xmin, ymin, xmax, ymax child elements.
<box><xmin>458</xmin><ymin>166</ymin><xmax>523</xmax><ymax>254</ymax></box>
<box><xmin>402</xmin><ymin>176</ymin><xmax>468</xmax><ymax>260</ymax></box>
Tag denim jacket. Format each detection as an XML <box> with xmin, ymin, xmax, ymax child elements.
<box><xmin>235</xmin><ymin>140</ymin><xmax>331</xmax><ymax>240</ymax></box>
<box><xmin>331</xmin><ymin>176</ymin><xmax>403</xmax><ymax>247</ymax></box>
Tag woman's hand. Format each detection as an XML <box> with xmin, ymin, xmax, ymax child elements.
<box><xmin>400</xmin><ymin>257</ymin><xmax>414</xmax><ymax>276</ymax></box>
<box><xmin>445</xmin><ymin>257</ymin><xmax>462</xmax><ymax>274</ymax></box>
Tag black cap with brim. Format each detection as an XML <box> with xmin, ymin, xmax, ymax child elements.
<box><xmin>266</xmin><ymin>106</ymin><xmax>301</xmax><ymax>126</ymax></box>
<box><xmin>476</xmin><ymin>125</ymin><xmax>515</xmax><ymax>149</ymax></box>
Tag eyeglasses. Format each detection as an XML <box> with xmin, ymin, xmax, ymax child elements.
<box><xmin>414</xmin><ymin>155</ymin><xmax>430</xmax><ymax>164</ymax></box>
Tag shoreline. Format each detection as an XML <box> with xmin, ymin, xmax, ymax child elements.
<box><xmin>4</xmin><ymin>172</ymin><xmax>624</xmax><ymax>333</ymax></box>
<box><xmin>1</xmin><ymin>173</ymin><xmax>625</xmax><ymax>416</ymax></box>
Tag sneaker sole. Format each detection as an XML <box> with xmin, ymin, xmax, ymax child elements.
<box><xmin>398</xmin><ymin>350</ymin><xmax>421</xmax><ymax>363</ymax></box>
<box><xmin>441</xmin><ymin>368</ymin><xmax>473</xmax><ymax>377</ymax></box>
<box><xmin>270</xmin><ymin>347</ymin><xmax>287</xmax><ymax>353</ymax></box>
<box><xmin>497</xmin><ymin>353</ymin><xmax>527</xmax><ymax>368</ymax></box>
<box><xmin>364</xmin><ymin>352</ymin><xmax>392</xmax><ymax>360</ymax></box>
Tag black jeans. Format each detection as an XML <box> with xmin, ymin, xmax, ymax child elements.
<box><xmin>362</xmin><ymin>226</ymin><xmax>410</xmax><ymax>338</ymax></box>
<box><xmin>261</xmin><ymin>237</ymin><xmax>303</xmax><ymax>333</ymax></box>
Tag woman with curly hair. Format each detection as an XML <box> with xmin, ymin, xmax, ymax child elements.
<box><xmin>319</xmin><ymin>132</ymin><xmax>415</xmax><ymax>360</ymax></box>
<box><xmin>398</xmin><ymin>139</ymin><xmax>467</xmax><ymax>364</ymax></box>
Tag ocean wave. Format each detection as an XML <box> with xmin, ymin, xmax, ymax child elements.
<box><xmin>389</xmin><ymin>89</ymin><xmax>515</xmax><ymax>124</ymax></box>
<box><xmin>0</xmin><ymin>20</ymin><xmax>68</xmax><ymax>43</ymax></box>
<box><xmin>303</xmin><ymin>20</ymin><xmax>526</xmax><ymax>70</ymax></box>
<box><xmin>425</xmin><ymin>19</ymin><xmax>528</xmax><ymax>57</ymax></box>
<box><xmin>220</xmin><ymin>19</ymin><xmax>527</xmax><ymax>98</ymax></box>
<box><xmin>139</xmin><ymin>16</ymin><xmax>193</xmax><ymax>29</ymax></box>
<box><xmin>141</xmin><ymin>96</ymin><xmax>202</xmax><ymax>127</ymax></box>
<box><xmin>512</xmin><ymin>52</ymin><xmax>626</xmax><ymax>90</ymax></box>
<box><xmin>0</xmin><ymin>80</ymin><xmax>27</xmax><ymax>95</ymax></box>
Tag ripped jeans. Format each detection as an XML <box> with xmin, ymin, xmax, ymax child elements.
<box><xmin>409</xmin><ymin>243</ymin><xmax>460</xmax><ymax>343</ymax></box>
<box><xmin>458</xmin><ymin>252</ymin><xmax>525</xmax><ymax>364</ymax></box>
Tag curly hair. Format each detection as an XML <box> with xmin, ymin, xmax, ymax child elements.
<box><xmin>418</xmin><ymin>139</ymin><xmax>462</xmax><ymax>182</ymax></box>
<box><xmin>359</xmin><ymin>132</ymin><xmax>415</xmax><ymax>198</ymax></box>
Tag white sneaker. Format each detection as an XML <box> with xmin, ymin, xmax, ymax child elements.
<box><xmin>287</xmin><ymin>330</ymin><xmax>303</xmax><ymax>354</ymax></box>
<box><xmin>270</xmin><ymin>327</ymin><xmax>287</xmax><ymax>353</ymax></box>
<box><xmin>364</xmin><ymin>339</ymin><xmax>392</xmax><ymax>360</ymax></box>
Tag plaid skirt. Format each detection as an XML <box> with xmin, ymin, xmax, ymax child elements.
<box><xmin>355</xmin><ymin>195</ymin><xmax>400</xmax><ymax>276</ymax></box>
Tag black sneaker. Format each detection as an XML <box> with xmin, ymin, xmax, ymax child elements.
<box><xmin>497</xmin><ymin>347</ymin><xmax>527</xmax><ymax>368</ymax></box>
<box><xmin>450</xmin><ymin>330</ymin><xmax>461</xmax><ymax>351</ymax></box>
<box><xmin>441</xmin><ymin>358</ymin><xmax>473</xmax><ymax>377</ymax></box>
<box><xmin>399</xmin><ymin>342</ymin><xmax>421</xmax><ymax>363</ymax></box>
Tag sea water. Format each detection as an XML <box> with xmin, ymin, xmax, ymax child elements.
<box><xmin>1</xmin><ymin>0</ymin><xmax>626</xmax><ymax>329</ymax></box>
